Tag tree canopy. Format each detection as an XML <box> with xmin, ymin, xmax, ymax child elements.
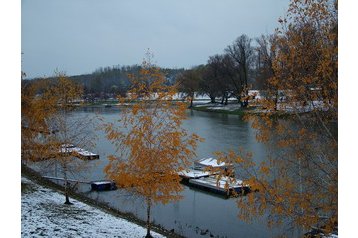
<box><xmin>103</xmin><ymin>54</ymin><xmax>203</xmax><ymax>237</ymax></box>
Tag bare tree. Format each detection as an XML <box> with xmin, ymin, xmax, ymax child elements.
<box><xmin>177</xmin><ymin>67</ymin><xmax>202</xmax><ymax>108</ymax></box>
<box><xmin>225</xmin><ymin>34</ymin><xmax>254</xmax><ymax>107</ymax></box>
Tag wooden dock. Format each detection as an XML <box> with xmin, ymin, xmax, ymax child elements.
<box><xmin>178</xmin><ymin>158</ymin><xmax>247</xmax><ymax>197</ymax></box>
<box><xmin>188</xmin><ymin>176</ymin><xmax>250</xmax><ymax>197</ymax></box>
<box><xmin>59</xmin><ymin>144</ymin><xmax>99</xmax><ymax>160</ymax></box>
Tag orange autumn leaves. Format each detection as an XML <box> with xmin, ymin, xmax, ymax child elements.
<box><xmin>215</xmin><ymin>0</ymin><xmax>337</xmax><ymax>233</ymax></box>
<box><xmin>103</xmin><ymin>56</ymin><xmax>203</xmax><ymax>236</ymax></box>
<box><xmin>104</xmin><ymin>57</ymin><xmax>203</xmax><ymax>203</ymax></box>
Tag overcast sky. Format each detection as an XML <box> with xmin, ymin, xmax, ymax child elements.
<box><xmin>21</xmin><ymin>0</ymin><xmax>288</xmax><ymax>78</ymax></box>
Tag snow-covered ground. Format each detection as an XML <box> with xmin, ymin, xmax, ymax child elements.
<box><xmin>21</xmin><ymin>177</ymin><xmax>164</xmax><ymax>238</ymax></box>
<box><xmin>194</xmin><ymin>103</ymin><xmax>241</xmax><ymax>111</ymax></box>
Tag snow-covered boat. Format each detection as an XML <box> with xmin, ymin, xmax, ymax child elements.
<box><xmin>178</xmin><ymin>169</ymin><xmax>211</xmax><ymax>183</ymax></box>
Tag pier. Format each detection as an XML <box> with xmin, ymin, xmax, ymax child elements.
<box><xmin>59</xmin><ymin>144</ymin><xmax>99</xmax><ymax>160</ymax></box>
<box><xmin>180</xmin><ymin>158</ymin><xmax>249</xmax><ymax>197</ymax></box>
<box><xmin>188</xmin><ymin>176</ymin><xmax>250</xmax><ymax>197</ymax></box>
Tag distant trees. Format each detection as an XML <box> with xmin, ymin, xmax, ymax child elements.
<box><xmin>25</xmin><ymin>65</ymin><xmax>185</xmax><ymax>103</ymax></box>
<box><xmin>199</xmin><ymin>64</ymin><xmax>220</xmax><ymax>104</ymax></box>
<box><xmin>177</xmin><ymin>66</ymin><xmax>203</xmax><ymax>107</ymax></box>
<box><xmin>254</xmin><ymin>34</ymin><xmax>276</xmax><ymax>90</ymax></box>
<box><xmin>72</xmin><ymin>65</ymin><xmax>184</xmax><ymax>101</ymax></box>
<box><xmin>225</xmin><ymin>34</ymin><xmax>254</xmax><ymax>107</ymax></box>
<box><xmin>103</xmin><ymin>55</ymin><xmax>202</xmax><ymax>238</ymax></box>
<box><xmin>177</xmin><ymin>34</ymin><xmax>257</xmax><ymax>107</ymax></box>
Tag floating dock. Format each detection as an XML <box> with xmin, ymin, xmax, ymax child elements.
<box><xmin>178</xmin><ymin>158</ymin><xmax>248</xmax><ymax>197</ymax></box>
<box><xmin>60</xmin><ymin>144</ymin><xmax>99</xmax><ymax>160</ymax></box>
<box><xmin>91</xmin><ymin>180</ymin><xmax>117</xmax><ymax>191</ymax></box>
<box><xmin>188</xmin><ymin>176</ymin><xmax>250</xmax><ymax>197</ymax></box>
<box><xmin>43</xmin><ymin>176</ymin><xmax>117</xmax><ymax>191</ymax></box>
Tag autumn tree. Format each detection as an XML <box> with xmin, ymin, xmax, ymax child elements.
<box><xmin>45</xmin><ymin>73</ymin><xmax>97</xmax><ymax>205</ymax></box>
<box><xmin>217</xmin><ymin>0</ymin><xmax>338</xmax><ymax>235</ymax></box>
<box><xmin>21</xmin><ymin>78</ymin><xmax>58</xmax><ymax>163</ymax></box>
<box><xmin>22</xmin><ymin>73</ymin><xmax>96</xmax><ymax>204</ymax></box>
<box><xmin>103</xmin><ymin>54</ymin><xmax>202</xmax><ymax>238</ymax></box>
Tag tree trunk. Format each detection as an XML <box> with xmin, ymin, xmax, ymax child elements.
<box><xmin>274</xmin><ymin>90</ymin><xmax>278</xmax><ymax>111</ymax></box>
<box><xmin>63</xmin><ymin>163</ymin><xmax>73</xmax><ymax>205</ymax></box>
<box><xmin>145</xmin><ymin>198</ymin><xmax>153</xmax><ymax>238</ymax></box>
<box><xmin>64</xmin><ymin>188</ymin><xmax>72</xmax><ymax>205</ymax></box>
<box><xmin>210</xmin><ymin>96</ymin><xmax>216</xmax><ymax>103</ymax></box>
<box><xmin>189</xmin><ymin>92</ymin><xmax>194</xmax><ymax>108</ymax></box>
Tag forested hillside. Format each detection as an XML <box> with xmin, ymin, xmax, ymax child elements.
<box><xmin>23</xmin><ymin>65</ymin><xmax>185</xmax><ymax>102</ymax></box>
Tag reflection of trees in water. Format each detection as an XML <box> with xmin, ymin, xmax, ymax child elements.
<box><xmin>230</xmin><ymin>111</ymin><xmax>337</xmax><ymax>234</ymax></box>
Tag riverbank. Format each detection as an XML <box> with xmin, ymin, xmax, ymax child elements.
<box><xmin>190</xmin><ymin>102</ymin><xmax>312</xmax><ymax>119</ymax></box>
<box><xmin>21</xmin><ymin>164</ymin><xmax>184</xmax><ymax>238</ymax></box>
<box><xmin>190</xmin><ymin>102</ymin><xmax>252</xmax><ymax>116</ymax></box>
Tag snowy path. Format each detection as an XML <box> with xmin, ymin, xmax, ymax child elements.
<box><xmin>21</xmin><ymin>177</ymin><xmax>165</xmax><ymax>238</ymax></box>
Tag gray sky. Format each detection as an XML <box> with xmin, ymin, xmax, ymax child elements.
<box><xmin>21</xmin><ymin>0</ymin><xmax>288</xmax><ymax>78</ymax></box>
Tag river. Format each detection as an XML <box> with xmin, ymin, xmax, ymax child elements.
<box><xmin>35</xmin><ymin>106</ymin><xmax>293</xmax><ymax>238</ymax></box>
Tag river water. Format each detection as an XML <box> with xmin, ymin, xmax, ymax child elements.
<box><xmin>36</xmin><ymin>106</ymin><xmax>293</xmax><ymax>238</ymax></box>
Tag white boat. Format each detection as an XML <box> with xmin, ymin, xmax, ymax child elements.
<box><xmin>178</xmin><ymin>169</ymin><xmax>211</xmax><ymax>180</ymax></box>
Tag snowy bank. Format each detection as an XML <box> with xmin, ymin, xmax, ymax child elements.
<box><xmin>21</xmin><ymin>177</ymin><xmax>164</xmax><ymax>238</ymax></box>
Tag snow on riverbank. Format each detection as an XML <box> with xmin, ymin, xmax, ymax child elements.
<box><xmin>21</xmin><ymin>177</ymin><xmax>164</xmax><ymax>238</ymax></box>
<box><xmin>194</xmin><ymin>103</ymin><xmax>241</xmax><ymax>111</ymax></box>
